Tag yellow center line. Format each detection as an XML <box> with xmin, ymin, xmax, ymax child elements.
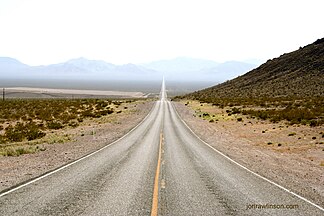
<box><xmin>151</xmin><ymin>131</ymin><xmax>163</xmax><ymax>216</ymax></box>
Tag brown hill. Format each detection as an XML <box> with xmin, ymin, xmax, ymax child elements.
<box><xmin>186</xmin><ymin>38</ymin><xmax>324</xmax><ymax>100</ymax></box>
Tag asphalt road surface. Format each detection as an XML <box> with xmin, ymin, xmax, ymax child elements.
<box><xmin>1</xmin><ymin>79</ymin><xmax>323</xmax><ymax>215</ymax></box>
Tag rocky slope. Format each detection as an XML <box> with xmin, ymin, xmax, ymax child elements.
<box><xmin>187</xmin><ymin>38</ymin><xmax>324</xmax><ymax>99</ymax></box>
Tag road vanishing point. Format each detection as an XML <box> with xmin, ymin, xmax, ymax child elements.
<box><xmin>0</xmin><ymin>79</ymin><xmax>323</xmax><ymax>215</ymax></box>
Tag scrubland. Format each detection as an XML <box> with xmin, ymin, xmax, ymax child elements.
<box><xmin>0</xmin><ymin>98</ymin><xmax>140</xmax><ymax>156</ymax></box>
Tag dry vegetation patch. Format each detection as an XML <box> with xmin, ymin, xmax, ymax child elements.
<box><xmin>180</xmin><ymin>100</ymin><xmax>324</xmax><ymax>165</ymax></box>
<box><xmin>176</xmin><ymin>97</ymin><xmax>324</xmax><ymax>126</ymax></box>
<box><xmin>0</xmin><ymin>98</ymin><xmax>144</xmax><ymax>156</ymax></box>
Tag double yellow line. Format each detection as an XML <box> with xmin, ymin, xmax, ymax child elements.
<box><xmin>151</xmin><ymin>131</ymin><xmax>163</xmax><ymax>216</ymax></box>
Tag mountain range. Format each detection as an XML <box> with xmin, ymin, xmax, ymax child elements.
<box><xmin>0</xmin><ymin>57</ymin><xmax>258</xmax><ymax>82</ymax></box>
<box><xmin>185</xmin><ymin>37</ymin><xmax>324</xmax><ymax>99</ymax></box>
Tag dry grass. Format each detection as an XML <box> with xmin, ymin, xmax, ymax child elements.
<box><xmin>174</xmin><ymin>97</ymin><xmax>324</xmax><ymax>126</ymax></box>
<box><xmin>181</xmin><ymin>100</ymin><xmax>324</xmax><ymax>159</ymax></box>
<box><xmin>0</xmin><ymin>98</ymin><xmax>145</xmax><ymax>156</ymax></box>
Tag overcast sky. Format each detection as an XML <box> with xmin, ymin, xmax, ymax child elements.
<box><xmin>0</xmin><ymin>0</ymin><xmax>323</xmax><ymax>66</ymax></box>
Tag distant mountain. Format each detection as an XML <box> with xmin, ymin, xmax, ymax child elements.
<box><xmin>0</xmin><ymin>57</ymin><xmax>28</xmax><ymax>70</ymax></box>
<box><xmin>0</xmin><ymin>57</ymin><xmax>161</xmax><ymax>80</ymax></box>
<box><xmin>66</xmin><ymin>58</ymin><xmax>115</xmax><ymax>73</ymax></box>
<box><xmin>114</xmin><ymin>63</ymin><xmax>158</xmax><ymax>79</ymax></box>
<box><xmin>28</xmin><ymin>58</ymin><xmax>116</xmax><ymax>78</ymax></box>
<box><xmin>0</xmin><ymin>56</ymin><xmax>257</xmax><ymax>81</ymax></box>
<box><xmin>142</xmin><ymin>57</ymin><xmax>257</xmax><ymax>81</ymax></box>
<box><xmin>142</xmin><ymin>57</ymin><xmax>219</xmax><ymax>72</ymax></box>
<box><xmin>185</xmin><ymin>38</ymin><xmax>324</xmax><ymax>99</ymax></box>
<box><xmin>0</xmin><ymin>57</ymin><xmax>29</xmax><ymax>77</ymax></box>
<box><xmin>31</xmin><ymin>63</ymin><xmax>89</xmax><ymax>75</ymax></box>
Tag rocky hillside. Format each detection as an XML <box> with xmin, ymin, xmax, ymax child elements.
<box><xmin>186</xmin><ymin>38</ymin><xmax>324</xmax><ymax>99</ymax></box>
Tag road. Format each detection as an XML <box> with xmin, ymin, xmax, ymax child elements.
<box><xmin>0</xmin><ymin>79</ymin><xmax>323</xmax><ymax>215</ymax></box>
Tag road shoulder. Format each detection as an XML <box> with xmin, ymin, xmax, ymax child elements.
<box><xmin>173</xmin><ymin>101</ymin><xmax>324</xmax><ymax>207</ymax></box>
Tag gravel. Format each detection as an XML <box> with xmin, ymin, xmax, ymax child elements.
<box><xmin>173</xmin><ymin>101</ymin><xmax>324</xmax><ymax>207</ymax></box>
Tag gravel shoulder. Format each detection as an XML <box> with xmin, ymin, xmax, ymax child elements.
<box><xmin>174</xmin><ymin>101</ymin><xmax>324</xmax><ymax>207</ymax></box>
<box><xmin>0</xmin><ymin>100</ymin><xmax>154</xmax><ymax>192</ymax></box>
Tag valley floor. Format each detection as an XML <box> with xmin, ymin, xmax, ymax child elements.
<box><xmin>174</xmin><ymin>100</ymin><xmax>324</xmax><ymax>207</ymax></box>
<box><xmin>1</xmin><ymin>99</ymin><xmax>323</xmax><ymax>208</ymax></box>
<box><xmin>4</xmin><ymin>87</ymin><xmax>146</xmax><ymax>98</ymax></box>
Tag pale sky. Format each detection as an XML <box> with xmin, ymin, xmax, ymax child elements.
<box><xmin>0</xmin><ymin>0</ymin><xmax>323</xmax><ymax>66</ymax></box>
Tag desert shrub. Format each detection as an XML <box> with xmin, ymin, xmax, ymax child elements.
<box><xmin>0</xmin><ymin>98</ymin><xmax>129</xmax><ymax>144</ymax></box>
<box><xmin>231</xmin><ymin>107</ymin><xmax>241</xmax><ymax>114</ymax></box>
<box><xmin>26</xmin><ymin>130</ymin><xmax>46</xmax><ymax>141</ymax></box>
<box><xmin>113</xmin><ymin>101</ymin><xmax>122</xmax><ymax>106</ymax></box>
<box><xmin>202</xmin><ymin>113</ymin><xmax>209</xmax><ymax>117</ymax></box>
<box><xmin>310</xmin><ymin>120</ymin><xmax>319</xmax><ymax>127</ymax></box>
<box><xmin>99</xmin><ymin>109</ymin><xmax>114</xmax><ymax>116</ymax></box>
<box><xmin>244</xmin><ymin>110</ymin><xmax>268</xmax><ymax>120</ymax></box>
<box><xmin>68</xmin><ymin>121</ymin><xmax>79</xmax><ymax>128</ymax></box>
<box><xmin>0</xmin><ymin>135</ymin><xmax>6</xmax><ymax>144</ymax></box>
<box><xmin>4</xmin><ymin>121</ymin><xmax>45</xmax><ymax>142</ymax></box>
<box><xmin>92</xmin><ymin>112</ymin><xmax>102</xmax><ymax>118</ymax></box>
<box><xmin>47</xmin><ymin>121</ymin><xmax>64</xmax><ymax>130</ymax></box>
<box><xmin>80</xmin><ymin>110</ymin><xmax>95</xmax><ymax>118</ymax></box>
<box><xmin>60</xmin><ymin>113</ymin><xmax>77</xmax><ymax>124</ymax></box>
<box><xmin>5</xmin><ymin>124</ymin><xmax>25</xmax><ymax>142</ymax></box>
<box><xmin>25</xmin><ymin>123</ymin><xmax>46</xmax><ymax>141</ymax></box>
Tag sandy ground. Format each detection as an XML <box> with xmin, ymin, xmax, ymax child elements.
<box><xmin>0</xmin><ymin>100</ymin><xmax>154</xmax><ymax>192</ymax></box>
<box><xmin>5</xmin><ymin>87</ymin><xmax>146</xmax><ymax>98</ymax></box>
<box><xmin>174</xmin><ymin>100</ymin><xmax>324</xmax><ymax>207</ymax></box>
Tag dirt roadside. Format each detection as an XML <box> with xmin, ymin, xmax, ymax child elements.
<box><xmin>174</xmin><ymin>100</ymin><xmax>324</xmax><ymax>207</ymax></box>
<box><xmin>0</xmin><ymin>100</ymin><xmax>154</xmax><ymax>192</ymax></box>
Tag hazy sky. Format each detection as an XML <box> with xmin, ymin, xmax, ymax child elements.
<box><xmin>0</xmin><ymin>0</ymin><xmax>323</xmax><ymax>66</ymax></box>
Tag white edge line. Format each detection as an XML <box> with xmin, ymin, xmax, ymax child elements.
<box><xmin>0</xmin><ymin>100</ymin><xmax>157</xmax><ymax>198</ymax></box>
<box><xmin>170</xmin><ymin>101</ymin><xmax>324</xmax><ymax>212</ymax></box>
